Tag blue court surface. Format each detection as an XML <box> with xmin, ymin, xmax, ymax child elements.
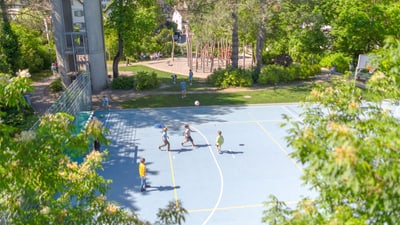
<box><xmin>94</xmin><ymin>104</ymin><xmax>317</xmax><ymax>225</ymax></box>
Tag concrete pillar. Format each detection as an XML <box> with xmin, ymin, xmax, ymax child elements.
<box><xmin>51</xmin><ymin>0</ymin><xmax>67</xmax><ymax>84</ymax></box>
<box><xmin>84</xmin><ymin>0</ymin><xmax>108</xmax><ymax>92</ymax></box>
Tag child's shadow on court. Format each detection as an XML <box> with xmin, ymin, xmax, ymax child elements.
<box><xmin>145</xmin><ymin>185</ymin><xmax>181</xmax><ymax>192</ymax></box>
<box><xmin>221</xmin><ymin>150</ymin><xmax>244</xmax><ymax>154</ymax></box>
<box><xmin>195</xmin><ymin>144</ymin><xmax>211</xmax><ymax>148</ymax></box>
<box><xmin>169</xmin><ymin>148</ymin><xmax>193</xmax><ymax>153</ymax></box>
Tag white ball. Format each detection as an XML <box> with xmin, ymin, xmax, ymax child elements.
<box><xmin>194</xmin><ymin>100</ymin><xmax>200</xmax><ymax>106</ymax></box>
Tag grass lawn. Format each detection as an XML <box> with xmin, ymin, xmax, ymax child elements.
<box><xmin>121</xmin><ymin>85</ymin><xmax>312</xmax><ymax>108</ymax></box>
<box><xmin>111</xmin><ymin>64</ymin><xmax>318</xmax><ymax>108</ymax></box>
<box><xmin>31</xmin><ymin>70</ymin><xmax>53</xmax><ymax>82</ymax></box>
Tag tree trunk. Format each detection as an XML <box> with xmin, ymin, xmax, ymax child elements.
<box><xmin>243</xmin><ymin>42</ymin><xmax>246</xmax><ymax>68</ymax></box>
<box><xmin>112</xmin><ymin>33</ymin><xmax>123</xmax><ymax>78</ymax></box>
<box><xmin>231</xmin><ymin>7</ymin><xmax>239</xmax><ymax>69</ymax></box>
<box><xmin>210</xmin><ymin>42</ymin><xmax>215</xmax><ymax>72</ymax></box>
<box><xmin>256</xmin><ymin>0</ymin><xmax>268</xmax><ymax>74</ymax></box>
<box><xmin>195</xmin><ymin>41</ymin><xmax>199</xmax><ymax>72</ymax></box>
<box><xmin>256</xmin><ymin>16</ymin><xmax>266</xmax><ymax>70</ymax></box>
<box><xmin>171</xmin><ymin>32</ymin><xmax>175</xmax><ymax>63</ymax></box>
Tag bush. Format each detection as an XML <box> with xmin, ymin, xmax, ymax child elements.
<box><xmin>258</xmin><ymin>65</ymin><xmax>286</xmax><ymax>85</ymax></box>
<box><xmin>111</xmin><ymin>76</ymin><xmax>135</xmax><ymax>90</ymax></box>
<box><xmin>207</xmin><ymin>68</ymin><xmax>252</xmax><ymax>88</ymax></box>
<box><xmin>134</xmin><ymin>71</ymin><xmax>159</xmax><ymax>91</ymax></box>
<box><xmin>49</xmin><ymin>78</ymin><xmax>63</xmax><ymax>92</ymax></box>
<box><xmin>259</xmin><ymin>64</ymin><xmax>321</xmax><ymax>85</ymax></box>
<box><xmin>207</xmin><ymin>68</ymin><xmax>227</xmax><ymax>87</ymax></box>
<box><xmin>320</xmin><ymin>53</ymin><xmax>351</xmax><ymax>73</ymax></box>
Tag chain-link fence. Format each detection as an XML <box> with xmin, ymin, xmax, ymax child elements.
<box><xmin>30</xmin><ymin>72</ymin><xmax>92</xmax><ymax>130</ymax></box>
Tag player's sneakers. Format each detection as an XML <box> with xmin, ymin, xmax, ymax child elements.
<box><xmin>158</xmin><ymin>146</ymin><xmax>161</xmax><ymax>150</ymax></box>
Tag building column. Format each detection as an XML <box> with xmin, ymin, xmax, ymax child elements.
<box><xmin>84</xmin><ymin>0</ymin><xmax>108</xmax><ymax>92</ymax></box>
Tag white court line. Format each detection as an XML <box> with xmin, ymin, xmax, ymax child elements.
<box><xmin>255</xmin><ymin>121</ymin><xmax>303</xmax><ymax>172</ymax></box>
<box><xmin>192</xmin><ymin>126</ymin><xmax>224</xmax><ymax>225</ymax></box>
<box><xmin>282</xmin><ymin>105</ymin><xmax>301</xmax><ymax>121</ymax></box>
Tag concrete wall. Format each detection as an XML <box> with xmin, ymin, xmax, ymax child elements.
<box><xmin>84</xmin><ymin>0</ymin><xmax>108</xmax><ymax>92</ymax></box>
<box><xmin>51</xmin><ymin>0</ymin><xmax>108</xmax><ymax>91</ymax></box>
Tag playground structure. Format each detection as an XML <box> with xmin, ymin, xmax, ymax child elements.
<box><xmin>189</xmin><ymin>38</ymin><xmax>252</xmax><ymax>73</ymax></box>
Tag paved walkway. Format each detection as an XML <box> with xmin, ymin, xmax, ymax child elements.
<box><xmin>29</xmin><ymin>75</ymin><xmax>60</xmax><ymax>115</ymax></box>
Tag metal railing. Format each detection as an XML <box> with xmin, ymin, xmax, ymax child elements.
<box><xmin>30</xmin><ymin>72</ymin><xmax>92</xmax><ymax>130</ymax></box>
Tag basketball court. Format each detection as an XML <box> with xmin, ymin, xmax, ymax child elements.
<box><xmin>95</xmin><ymin>103</ymin><xmax>316</xmax><ymax>224</ymax></box>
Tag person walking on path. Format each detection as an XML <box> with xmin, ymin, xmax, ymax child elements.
<box><xmin>215</xmin><ymin>130</ymin><xmax>224</xmax><ymax>154</ymax></box>
<box><xmin>139</xmin><ymin>157</ymin><xmax>147</xmax><ymax>192</ymax></box>
<box><xmin>180</xmin><ymin>80</ymin><xmax>187</xmax><ymax>98</ymax></box>
<box><xmin>101</xmin><ymin>96</ymin><xmax>110</xmax><ymax>110</ymax></box>
<box><xmin>181</xmin><ymin>124</ymin><xmax>196</xmax><ymax>147</ymax></box>
<box><xmin>158</xmin><ymin>127</ymin><xmax>170</xmax><ymax>151</ymax></box>
<box><xmin>188</xmin><ymin>69</ymin><xmax>193</xmax><ymax>86</ymax></box>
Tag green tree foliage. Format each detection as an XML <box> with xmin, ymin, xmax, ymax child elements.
<box><xmin>329</xmin><ymin>0</ymin><xmax>400</xmax><ymax>57</ymax></box>
<box><xmin>156</xmin><ymin>200</ymin><xmax>188</xmax><ymax>225</ymax></box>
<box><xmin>13</xmin><ymin>24</ymin><xmax>52</xmax><ymax>73</ymax></box>
<box><xmin>105</xmin><ymin>0</ymin><xmax>159</xmax><ymax>78</ymax></box>
<box><xmin>0</xmin><ymin>0</ymin><xmax>20</xmax><ymax>75</ymax></box>
<box><xmin>262</xmin><ymin>37</ymin><xmax>400</xmax><ymax>224</ymax></box>
<box><xmin>0</xmin><ymin>72</ymin><xmax>151</xmax><ymax>224</ymax></box>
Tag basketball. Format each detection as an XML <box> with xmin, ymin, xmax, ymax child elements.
<box><xmin>194</xmin><ymin>100</ymin><xmax>200</xmax><ymax>106</ymax></box>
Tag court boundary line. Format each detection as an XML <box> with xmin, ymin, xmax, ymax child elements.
<box><xmin>255</xmin><ymin>121</ymin><xmax>303</xmax><ymax>172</ymax></box>
<box><xmin>192</xmin><ymin>125</ymin><xmax>224</xmax><ymax>225</ymax></box>
<box><xmin>187</xmin><ymin>200</ymin><xmax>301</xmax><ymax>213</ymax></box>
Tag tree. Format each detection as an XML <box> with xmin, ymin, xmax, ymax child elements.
<box><xmin>105</xmin><ymin>0</ymin><xmax>158</xmax><ymax>78</ymax></box>
<box><xmin>156</xmin><ymin>200</ymin><xmax>188</xmax><ymax>225</ymax></box>
<box><xmin>262</xmin><ymin>37</ymin><xmax>400</xmax><ymax>224</ymax></box>
<box><xmin>327</xmin><ymin>0</ymin><xmax>400</xmax><ymax>58</ymax></box>
<box><xmin>0</xmin><ymin>72</ymin><xmax>150</xmax><ymax>224</ymax></box>
<box><xmin>0</xmin><ymin>0</ymin><xmax>20</xmax><ymax>75</ymax></box>
<box><xmin>13</xmin><ymin>24</ymin><xmax>52</xmax><ymax>73</ymax></box>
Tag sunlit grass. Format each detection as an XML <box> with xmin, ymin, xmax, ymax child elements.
<box><xmin>121</xmin><ymin>85</ymin><xmax>311</xmax><ymax>108</ymax></box>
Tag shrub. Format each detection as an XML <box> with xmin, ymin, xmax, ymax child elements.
<box><xmin>134</xmin><ymin>71</ymin><xmax>159</xmax><ymax>91</ymax></box>
<box><xmin>207</xmin><ymin>68</ymin><xmax>252</xmax><ymax>88</ymax></box>
<box><xmin>49</xmin><ymin>78</ymin><xmax>63</xmax><ymax>92</ymax></box>
<box><xmin>258</xmin><ymin>64</ymin><xmax>321</xmax><ymax>85</ymax></box>
<box><xmin>296</xmin><ymin>64</ymin><xmax>321</xmax><ymax>80</ymax></box>
<box><xmin>111</xmin><ymin>76</ymin><xmax>135</xmax><ymax>90</ymax></box>
<box><xmin>286</xmin><ymin>64</ymin><xmax>301</xmax><ymax>81</ymax></box>
<box><xmin>320</xmin><ymin>53</ymin><xmax>351</xmax><ymax>73</ymax></box>
<box><xmin>207</xmin><ymin>68</ymin><xmax>227</xmax><ymax>87</ymax></box>
<box><xmin>258</xmin><ymin>65</ymin><xmax>286</xmax><ymax>85</ymax></box>
<box><xmin>220</xmin><ymin>68</ymin><xmax>252</xmax><ymax>88</ymax></box>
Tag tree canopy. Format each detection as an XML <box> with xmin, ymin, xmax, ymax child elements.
<box><xmin>262</xmin><ymin>37</ymin><xmax>400</xmax><ymax>224</ymax></box>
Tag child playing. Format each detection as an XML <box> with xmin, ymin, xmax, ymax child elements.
<box><xmin>180</xmin><ymin>80</ymin><xmax>187</xmax><ymax>98</ymax></box>
<box><xmin>139</xmin><ymin>157</ymin><xmax>147</xmax><ymax>192</ymax></box>
<box><xmin>215</xmin><ymin>130</ymin><xmax>224</xmax><ymax>154</ymax></box>
<box><xmin>181</xmin><ymin>124</ymin><xmax>196</xmax><ymax>147</ymax></box>
<box><xmin>158</xmin><ymin>127</ymin><xmax>170</xmax><ymax>151</ymax></box>
<box><xmin>101</xmin><ymin>96</ymin><xmax>110</xmax><ymax>110</ymax></box>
